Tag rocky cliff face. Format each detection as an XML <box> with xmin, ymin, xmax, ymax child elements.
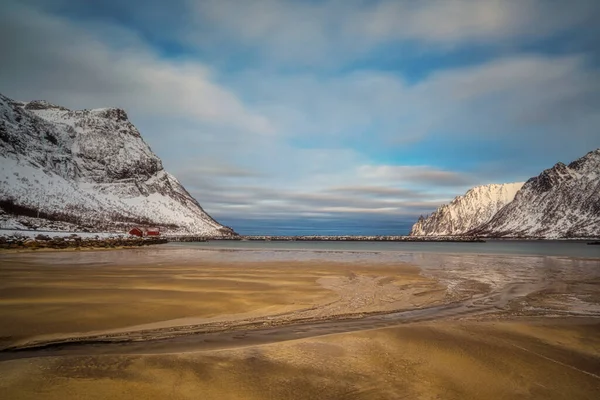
<box><xmin>471</xmin><ymin>150</ymin><xmax>600</xmax><ymax>238</ymax></box>
<box><xmin>410</xmin><ymin>149</ymin><xmax>600</xmax><ymax>238</ymax></box>
<box><xmin>410</xmin><ymin>183</ymin><xmax>524</xmax><ymax>236</ymax></box>
<box><xmin>0</xmin><ymin>93</ymin><xmax>235</xmax><ymax>236</ymax></box>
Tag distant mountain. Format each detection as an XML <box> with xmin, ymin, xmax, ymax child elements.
<box><xmin>410</xmin><ymin>183</ymin><xmax>524</xmax><ymax>236</ymax></box>
<box><xmin>471</xmin><ymin>149</ymin><xmax>600</xmax><ymax>238</ymax></box>
<box><xmin>0</xmin><ymin>93</ymin><xmax>235</xmax><ymax>236</ymax></box>
<box><xmin>410</xmin><ymin>149</ymin><xmax>600</xmax><ymax>238</ymax></box>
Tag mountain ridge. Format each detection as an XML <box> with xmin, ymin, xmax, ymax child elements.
<box><xmin>409</xmin><ymin>182</ymin><xmax>524</xmax><ymax>236</ymax></box>
<box><xmin>0</xmin><ymin>93</ymin><xmax>235</xmax><ymax>236</ymax></box>
<box><xmin>470</xmin><ymin>149</ymin><xmax>600</xmax><ymax>238</ymax></box>
<box><xmin>410</xmin><ymin>149</ymin><xmax>600</xmax><ymax>238</ymax></box>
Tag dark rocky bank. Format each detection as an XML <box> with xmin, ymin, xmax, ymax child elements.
<box><xmin>0</xmin><ymin>234</ymin><xmax>167</xmax><ymax>250</ymax></box>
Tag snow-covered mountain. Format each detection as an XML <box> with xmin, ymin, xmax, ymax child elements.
<box><xmin>410</xmin><ymin>183</ymin><xmax>524</xmax><ymax>236</ymax></box>
<box><xmin>471</xmin><ymin>150</ymin><xmax>600</xmax><ymax>238</ymax></box>
<box><xmin>0</xmin><ymin>93</ymin><xmax>235</xmax><ymax>236</ymax></box>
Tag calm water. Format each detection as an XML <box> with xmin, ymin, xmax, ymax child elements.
<box><xmin>215</xmin><ymin>217</ymin><xmax>415</xmax><ymax>236</ymax></box>
<box><xmin>1</xmin><ymin>240</ymin><xmax>597</xmax><ymax>269</ymax></box>
<box><xmin>167</xmin><ymin>239</ymin><xmax>600</xmax><ymax>258</ymax></box>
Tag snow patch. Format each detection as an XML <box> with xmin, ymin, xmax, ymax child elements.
<box><xmin>0</xmin><ymin>92</ymin><xmax>233</xmax><ymax>236</ymax></box>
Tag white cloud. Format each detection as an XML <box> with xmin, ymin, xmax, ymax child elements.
<box><xmin>179</xmin><ymin>154</ymin><xmax>475</xmax><ymax>220</ymax></box>
<box><xmin>177</xmin><ymin>53</ymin><xmax>600</xmax><ymax>220</ymax></box>
<box><xmin>186</xmin><ymin>0</ymin><xmax>598</xmax><ymax>64</ymax></box>
<box><xmin>0</xmin><ymin>2</ymin><xmax>273</xmax><ymax>135</ymax></box>
<box><xmin>350</xmin><ymin>0</ymin><xmax>591</xmax><ymax>44</ymax></box>
<box><xmin>357</xmin><ymin>165</ymin><xmax>475</xmax><ymax>187</ymax></box>
<box><xmin>231</xmin><ymin>54</ymin><xmax>600</xmax><ymax>151</ymax></box>
<box><xmin>408</xmin><ymin>54</ymin><xmax>600</xmax><ymax>144</ymax></box>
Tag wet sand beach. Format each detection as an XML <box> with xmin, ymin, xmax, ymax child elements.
<box><xmin>2</xmin><ymin>319</ymin><xmax>599</xmax><ymax>400</ymax></box>
<box><xmin>1</xmin><ymin>244</ymin><xmax>599</xmax><ymax>399</ymax></box>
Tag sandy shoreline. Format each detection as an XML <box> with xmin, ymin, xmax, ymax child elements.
<box><xmin>1</xmin><ymin>318</ymin><xmax>599</xmax><ymax>399</ymax></box>
<box><xmin>0</xmin><ymin>257</ymin><xmax>444</xmax><ymax>349</ymax></box>
<box><xmin>1</xmin><ymin>247</ymin><xmax>599</xmax><ymax>399</ymax></box>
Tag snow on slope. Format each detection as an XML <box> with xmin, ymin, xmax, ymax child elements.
<box><xmin>0</xmin><ymin>229</ymin><xmax>120</xmax><ymax>240</ymax></box>
<box><xmin>410</xmin><ymin>183</ymin><xmax>524</xmax><ymax>236</ymax></box>
<box><xmin>0</xmin><ymin>93</ymin><xmax>234</xmax><ymax>236</ymax></box>
<box><xmin>471</xmin><ymin>149</ymin><xmax>600</xmax><ymax>238</ymax></box>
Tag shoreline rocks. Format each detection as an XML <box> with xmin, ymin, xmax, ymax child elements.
<box><xmin>188</xmin><ymin>235</ymin><xmax>486</xmax><ymax>242</ymax></box>
<box><xmin>0</xmin><ymin>234</ymin><xmax>167</xmax><ymax>250</ymax></box>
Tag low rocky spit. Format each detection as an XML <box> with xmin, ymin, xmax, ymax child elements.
<box><xmin>197</xmin><ymin>235</ymin><xmax>486</xmax><ymax>242</ymax></box>
<box><xmin>0</xmin><ymin>234</ymin><xmax>167</xmax><ymax>250</ymax></box>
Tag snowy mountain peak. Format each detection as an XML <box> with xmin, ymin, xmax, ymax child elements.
<box><xmin>0</xmin><ymin>92</ymin><xmax>235</xmax><ymax>236</ymax></box>
<box><xmin>529</xmin><ymin>162</ymin><xmax>574</xmax><ymax>193</ymax></box>
<box><xmin>21</xmin><ymin>100</ymin><xmax>127</xmax><ymax>120</ymax></box>
<box><xmin>411</xmin><ymin>148</ymin><xmax>599</xmax><ymax>238</ymax></box>
<box><xmin>410</xmin><ymin>182</ymin><xmax>524</xmax><ymax>236</ymax></box>
<box><xmin>89</xmin><ymin>107</ymin><xmax>129</xmax><ymax>121</ymax></box>
<box><xmin>472</xmin><ymin>149</ymin><xmax>600</xmax><ymax>238</ymax></box>
<box><xmin>23</xmin><ymin>99</ymin><xmax>69</xmax><ymax>111</ymax></box>
<box><xmin>568</xmin><ymin>148</ymin><xmax>600</xmax><ymax>176</ymax></box>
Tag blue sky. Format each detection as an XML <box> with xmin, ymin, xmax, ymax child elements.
<box><xmin>1</xmin><ymin>0</ymin><xmax>599</xmax><ymax>234</ymax></box>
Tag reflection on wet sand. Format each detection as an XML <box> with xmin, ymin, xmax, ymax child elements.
<box><xmin>0</xmin><ymin>246</ymin><xmax>599</xmax><ymax>399</ymax></box>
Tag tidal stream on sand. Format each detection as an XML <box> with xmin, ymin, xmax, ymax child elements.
<box><xmin>1</xmin><ymin>243</ymin><xmax>599</xmax><ymax>361</ymax></box>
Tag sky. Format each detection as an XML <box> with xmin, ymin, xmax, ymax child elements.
<box><xmin>1</xmin><ymin>0</ymin><xmax>599</xmax><ymax>235</ymax></box>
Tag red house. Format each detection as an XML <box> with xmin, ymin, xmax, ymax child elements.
<box><xmin>147</xmin><ymin>227</ymin><xmax>160</xmax><ymax>236</ymax></box>
<box><xmin>129</xmin><ymin>227</ymin><xmax>160</xmax><ymax>237</ymax></box>
<box><xmin>129</xmin><ymin>227</ymin><xmax>144</xmax><ymax>237</ymax></box>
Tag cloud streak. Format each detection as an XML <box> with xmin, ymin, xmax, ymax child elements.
<box><xmin>0</xmin><ymin>1</ymin><xmax>273</xmax><ymax>134</ymax></box>
<box><xmin>186</xmin><ymin>0</ymin><xmax>598</xmax><ymax>65</ymax></box>
<box><xmin>179</xmin><ymin>163</ymin><xmax>473</xmax><ymax>222</ymax></box>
